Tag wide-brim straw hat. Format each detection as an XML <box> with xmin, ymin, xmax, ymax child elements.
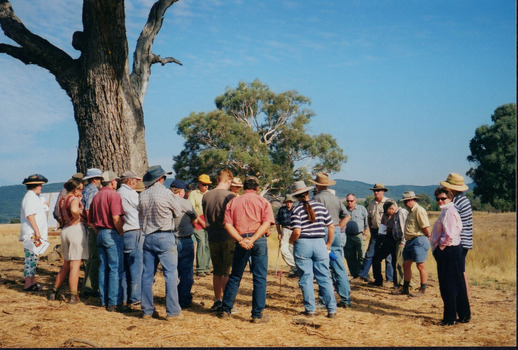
<box><xmin>440</xmin><ymin>173</ymin><xmax>468</xmax><ymax>192</ymax></box>
<box><xmin>398</xmin><ymin>191</ymin><xmax>419</xmax><ymax>202</ymax></box>
<box><xmin>290</xmin><ymin>180</ymin><xmax>314</xmax><ymax>197</ymax></box>
<box><xmin>83</xmin><ymin>168</ymin><xmax>103</xmax><ymax>180</ymax></box>
<box><xmin>22</xmin><ymin>174</ymin><xmax>48</xmax><ymax>185</ymax></box>
<box><xmin>370</xmin><ymin>183</ymin><xmax>389</xmax><ymax>192</ymax></box>
<box><xmin>143</xmin><ymin>165</ymin><xmax>172</xmax><ymax>187</ymax></box>
<box><xmin>102</xmin><ymin>171</ymin><xmax>120</xmax><ymax>183</ymax></box>
<box><xmin>308</xmin><ymin>172</ymin><xmax>336</xmax><ymax>186</ymax></box>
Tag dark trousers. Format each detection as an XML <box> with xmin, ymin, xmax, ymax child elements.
<box><xmin>433</xmin><ymin>245</ymin><xmax>471</xmax><ymax>323</ymax></box>
<box><xmin>372</xmin><ymin>234</ymin><xmax>397</xmax><ymax>285</ymax></box>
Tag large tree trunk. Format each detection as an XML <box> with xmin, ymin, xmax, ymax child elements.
<box><xmin>0</xmin><ymin>0</ymin><xmax>180</xmax><ymax>177</ymax></box>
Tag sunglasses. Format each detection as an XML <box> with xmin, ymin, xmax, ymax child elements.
<box><xmin>346</xmin><ymin>200</ymin><xmax>355</xmax><ymax>202</ymax></box>
<box><xmin>436</xmin><ymin>197</ymin><xmax>448</xmax><ymax>202</ymax></box>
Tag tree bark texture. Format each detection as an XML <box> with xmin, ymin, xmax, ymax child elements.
<box><xmin>0</xmin><ymin>0</ymin><xmax>180</xmax><ymax>177</ymax></box>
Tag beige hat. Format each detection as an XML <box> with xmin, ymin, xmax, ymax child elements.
<box><xmin>231</xmin><ymin>177</ymin><xmax>243</xmax><ymax>187</ymax></box>
<box><xmin>309</xmin><ymin>172</ymin><xmax>336</xmax><ymax>186</ymax></box>
<box><xmin>120</xmin><ymin>170</ymin><xmax>142</xmax><ymax>180</ymax></box>
<box><xmin>440</xmin><ymin>173</ymin><xmax>468</xmax><ymax>192</ymax></box>
<box><xmin>135</xmin><ymin>180</ymin><xmax>146</xmax><ymax>193</ymax></box>
<box><xmin>285</xmin><ymin>194</ymin><xmax>294</xmax><ymax>202</ymax></box>
<box><xmin>290</xmin><ymin>180</ymin><xmax>314</xmax><ymax>197</ymax></box>
<box><xmin>370</xmin><ymin>183</ymin><xmax>389</xmax><ymax>192</ymax></box>
<box><xmin>102</xmin><ymin>171</ymin><xmax>120</xmax><ymax>183</ymax></box>
<box><xmin>399</xmin><ymin>191</ymin><xmax>419</xmax><ymax>202</ymax></box>
<box><xmin>71</xmin><ymin>173</ymin><xmax>84</xmax><ymax>180</ymax></box>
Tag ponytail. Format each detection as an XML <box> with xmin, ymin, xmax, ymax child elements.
<box><xmin>302</xmin><ymin>200</ymin><xmax>316</xmax><ymax>223</ymax></box>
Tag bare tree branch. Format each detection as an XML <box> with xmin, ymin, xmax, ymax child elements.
<box><xmin>0</xmin><ymin>0</ymin><xmax>77</xmax><ymax>87</ymax></box>
<box><xmin>151</xmin><ymin>53</ymin><xmax>182</xmax><ymax>66</ymax></box>
<box><xmin>131</xmin><ymin>0</ymin><xmax>180</xmax><ymax>104</ymax></box>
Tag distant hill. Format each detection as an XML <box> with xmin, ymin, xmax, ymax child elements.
<box><xmin>0</xmin><ymin>179</ymin><xmax>475</xmax><ymax>223</ymax></box>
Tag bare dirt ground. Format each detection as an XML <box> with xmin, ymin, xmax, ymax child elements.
<box><xmin>0</xmin><ymin>224</ymin><xmax>516</xmax><ymax>348</ymax></box>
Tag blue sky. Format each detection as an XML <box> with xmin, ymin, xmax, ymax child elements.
<box><xmin>0</xmin><ymin>0</ymin><xmax>515</xmax><ymax>187</ymax></box>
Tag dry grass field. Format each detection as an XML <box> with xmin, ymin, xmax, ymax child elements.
<box><xmin>0</xmin><ymin>212</ymin><xmax>515</xmax><ymax>347</ymax></box>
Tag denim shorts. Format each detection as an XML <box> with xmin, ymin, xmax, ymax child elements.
<box><xmin>403</xmin><ymin>235</ymin><xmax>430</xmax><ymax>263</ymax></box>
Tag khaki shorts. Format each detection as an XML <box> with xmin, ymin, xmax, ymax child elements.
<box><xmin>209</xmin><ymin>239</ymin><xmax>235</xmax><ymax>276</ymax></box>
<box><xmin>61</xmin><ymin>223</ymin><xmax>88</xmax><ymax>261</ymax></box>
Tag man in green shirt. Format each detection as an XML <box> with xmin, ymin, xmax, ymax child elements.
<box><xmin>188</xmin><ymin>174</ymin><xmax>211</xmax><ymax>276</ymax></box>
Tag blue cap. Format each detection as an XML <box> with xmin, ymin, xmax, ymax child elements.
<box><xmin>170</xmin><ymin>179</ymin><xmax>186</xmax><ymax>189</ymax></box>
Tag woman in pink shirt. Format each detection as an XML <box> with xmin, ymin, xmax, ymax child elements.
<box><xmin>431</xmin><ymin>187</ymin><xmax>470</xmax><ymax>326</ymax></box>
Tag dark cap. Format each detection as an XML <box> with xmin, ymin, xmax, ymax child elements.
<box><xmin>170</xmin><ymin>179</ymin><xmax>186</xmax><ymax>190</ymax></box>
<box><xmin>22</xmin><ymin>174</ymin><xmax>48</xmax><ymax>185</ymax></box>
<box><xmin>245</xmin><ymin>175</ymin><xmax>259</xmax><ymax>184</ymax></box>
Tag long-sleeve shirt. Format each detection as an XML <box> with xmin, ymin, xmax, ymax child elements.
<box><xmin>431</xmin><ymin>202</ymin><xmax>462</xmax><ymax>251</ymax></box>
<box><xmin>453</xmin><ymin>193</ymin><xmax>473</xmax><ymax>249</ymax></box>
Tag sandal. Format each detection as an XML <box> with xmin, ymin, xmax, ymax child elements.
<box><xmin>23</xmin><ymin>283</ymin><xmax>43</xmax><ymax>292</ymax></box>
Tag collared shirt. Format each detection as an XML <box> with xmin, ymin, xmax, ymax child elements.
<box><xmin>202</xmin><ymin>188</ymin><xmax>236</xmax><ymax>242</ymax></box>
<box><xmin>367</xmin><ymin>197</ymin><xmax>389</xmax><ymax>229</ymax></box>
<box><xmin>431</xmin><ymin>202</ymin><xmax>462</xmax><ymax>251</ymax></box>
<box><xmin>88</xmin><ymin>186</ymin><xmax>124</xmax><ymax>230</ymax></box>
<box><xmin>139</xmin><ymin>182</ymin><xmax>182</xmax><ymax>235</ymax></box>
<box><xmin>291</xmin><ymin>200</ymin><xmax>333</xmax><ymax>239</ymax></box>
<box><xmin>118</xmin><ymin>183</ymin><xmax>140</xmax><ymax>232</ymax></box>
<box><xmin>174</xmin><ymin>197</ymin><xmax>197</xmax><ymax>238</ymax></box>
<box><xmin>188</xmin><ymin>189</ymin><xmax>206</xmax><ymax>216</ymax></box>
<box><xmin>345</xmin><ymin>205</ymin><xmax>369</xmax><ymax>232</ymax></box>
<box><xmin>275</xmin><ymin>205</ymin><xmax>293</xmax><ymax>228</ymax></box>
<box><xmin>392</xmin><ymin>207</ymin><xmax>408</xmax><ymax>243</ymax></box>
<box><xmin>404</xmin><ymin>203</ymin><xmax>430</xmax><ymax>241</ymax></box>
<box><xmin>453</xmin><ymin>193</ymin><xmax>473</xmax><ymax>249</ymax></box>
<box><xmin>82</xmin><ymin>183</ymin><xmax>99</xmax><ymax>211</ymax></box>
<box><xmin>223</xmin><ymin>189</ymin><xmax>275</xmax><ymax>235</ymax></box>
<box><xmin>19</xmin><ymin>190</ymin><xmax>49</xmax><ymax>242</ymax></box>
<box><xmin>313</xmin><ymin>189</ymin><xmax>348</xmax><ymax>225</ymax></box>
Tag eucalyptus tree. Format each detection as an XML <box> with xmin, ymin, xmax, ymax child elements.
<box><xmin>0</xmin><ymin>0</ymin><xmax>182</xmax><ymax>175</ymax></box>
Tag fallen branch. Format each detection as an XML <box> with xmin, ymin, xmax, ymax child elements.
<box><xmin>63</xmin><ymin>338</ymin><xmax>99</xmax><ymax>348</ymax></box>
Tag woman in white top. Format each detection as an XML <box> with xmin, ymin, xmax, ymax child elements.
<box><xmin>19</xmin><ymin>174</ymin><xmax>49</xmax><ymax>291</ymax></box>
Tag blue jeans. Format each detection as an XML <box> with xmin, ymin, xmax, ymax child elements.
<box><xmin>142</xmin><ymin>232</ymin><xmax>181</xmax><ymax>317</ymax></box>
<box><xmin>96</xmin><ymin>229</ymin><xmax>124</xmax><ymax>307</ymax></box>
<box><xmin>177</xmin><ymin>236</ymin><xmax>194</xmax><ymax>308</ymax></box>
<box><xmin>359</xmin><ymin>229</ymin><xmax>393</xmax><ymax>281</ymax></box>
<box><xmin>294</xmin><ymin>238</ymin><xmax>337</xmax><ymax>314</ymax></box>
<box><xmin>322</xmin><ymin>227</ymin><xmax>350</xmax><ymax>304</ymax></box>
<box><xmin>122</xmin><ymin>230</ymin><xmax>143</xmax><ymax>305</ymax></box>
<box><xmin>221</xmin><ymin>234</ymin><xmax>268</xmax><ymax>319</ymax></box>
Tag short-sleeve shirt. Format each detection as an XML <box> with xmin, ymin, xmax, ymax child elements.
<box><xmin>19</xmin><ymin>190</ymin><xmax>49</xmax><ymax>242</ymax></box>
<box><xmin>174</xmin><ymin>196</ymin><xmax>197</xmax><ymax>238</ymax></box>
<box><xmin>453</xmin><ymin>193</ymin><xmax>473</xmax><ymax>249</ymax></box>
<box><xmin>313</xmin><ymin>190</ymin><xmax>349</xmax><ymax>225</ymax></box>
<box><xmin>291</xmin><ymin>200</ymin><xmax>333</xmax><ymax>239</ymax></box>
<box><xmin>223</xmin><ymin>190</ymin><xmax>275</xmax><ymax>235</ymax></box>
<box><xmin>82</xmin><ymin>183</ymin><xmax>99</xmax><ymax>211</ymax></box>
<box><xmin>88</xmin><ymin>187</ymin><xmax>124</xmax><ymax>230</ymax></box>
<box><xmin>202</xmin><ymin>189</ymin><xmax>236</xmax><ymax>242</ymax></box>
<box><xmin>118</xmin><ymin>184</ymin><xmax>140</xmax><ymax>232</ymax></box>
<box><xmin>346</xmin><ymin>205</ymin><xmax>369</xmax><ymax>232</ymax></box>
<box><xmin>404</xmin><ymin>203</ymin><xmax>430</xmax><ymax>241</ymax></box>
<box><xmin>367</xmin><ymin>197</ymin><xmax>389</xmax><ymax>229</ymax></box>
<box><xmin>188</xmin><ymin>189</ymin><xmax>205</xmax><ymax>217</ymax></box>
<box><xmin>139</xmin><ymin>182</ymin><xmax>182</xmax><ymax>235</ymax></box>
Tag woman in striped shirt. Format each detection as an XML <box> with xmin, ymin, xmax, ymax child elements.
<box><xmin>289</xmin><ymin>181</ymin><xmax>337</xmax><ymax>318</ymax></box>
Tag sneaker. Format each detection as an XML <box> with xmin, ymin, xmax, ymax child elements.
<box><xmin>209</xmin><ymin>300</ymin><xmax>223</xmax><ymax>312</ymax></box>
<box><xmin>315</xmin><ymin>302</ymin><xmax>326</xmax><ymax>310</ymax></box>
<box><xmin>251</xmin><ymin>314</ymin><xmax>270</xmax><ymax>323</ymax></box>
<box><xmin>327</xmin><ymin>312</ymin><xmax>337</xmax><ymax>319</ymax></box>
<box><xmin>196</xmin><ymin>272</ymin><xmax>207</xmax><ymax>277</ymax></box>
<box><xmin>230</xmin><ymin>306</ymin><xmax>238</xmax><ymax>314</ymax></box>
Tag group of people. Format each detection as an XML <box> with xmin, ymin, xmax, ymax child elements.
<box><xmin>19</xmin><ymin>166</ymin><xmax>472</xmax><ymax>325</ymax></box>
